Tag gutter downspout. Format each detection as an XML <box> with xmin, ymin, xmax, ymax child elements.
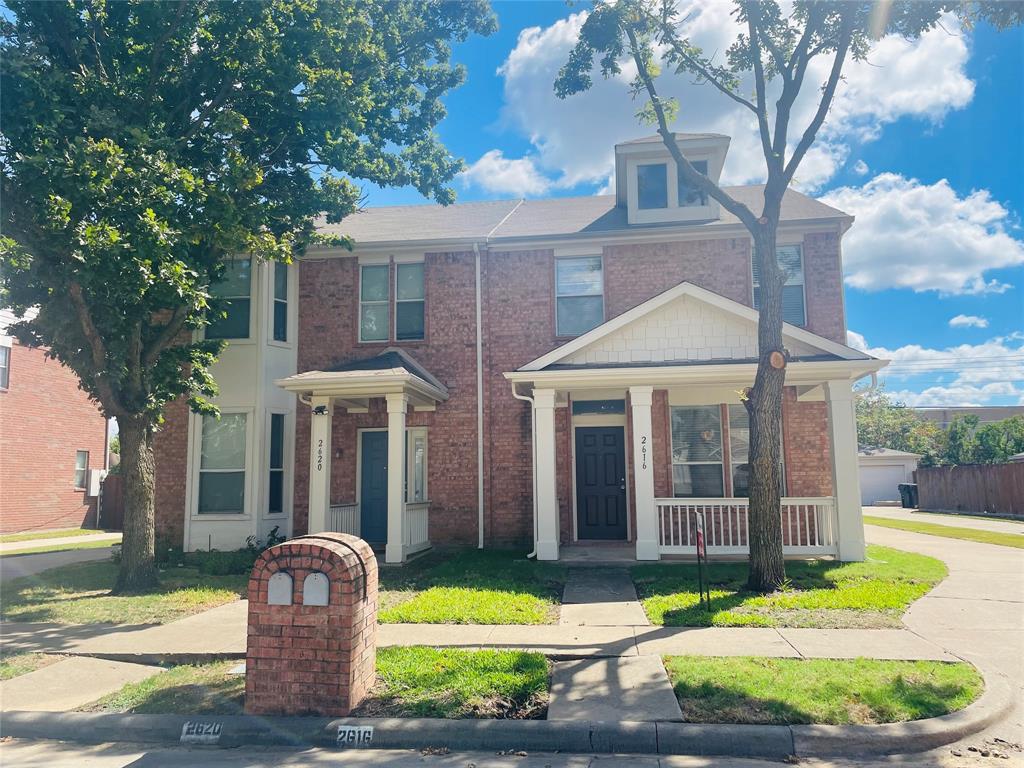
<box><xmin>511</xmin><ymin>384</ymin><xmax>539</xmax><ymax>559</ymax></box>
<box><xmin>474</xmin><ymin>242</ymin><xmax>485</xmax><ymax>549</ymax></box>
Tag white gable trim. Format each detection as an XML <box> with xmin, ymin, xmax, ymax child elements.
<box><xmin>520</xmin><ymin>281</ymin><xmax>869</xmax><ymax>372</ymax></box>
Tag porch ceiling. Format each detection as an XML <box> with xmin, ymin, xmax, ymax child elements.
<box><xmin>275</xmin><ymin>347</ymin><xmax>448</xmax><ymax>408</ymax></box>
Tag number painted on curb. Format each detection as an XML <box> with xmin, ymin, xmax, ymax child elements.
<box><xmin>337</xmin><ymin>725</ymin><xmax>374</xmax><ymax>747</ymax></box>
<box><xmin>180</xmin><ymin>721</ymin><xmax>222</xmax><ymax>745</ymax></box>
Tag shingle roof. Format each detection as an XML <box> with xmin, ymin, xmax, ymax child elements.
<box><xmin>325</xmin><ymin>348</ymin><xmax>446</xmax><ymax>394</ymax></box>
<box><xmin>318</xmin><ymin>186</ymin><xmax>849</xmax><ymax>247</ymax></box>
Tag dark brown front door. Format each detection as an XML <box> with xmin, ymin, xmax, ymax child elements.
<box><xmin>575</xmin><ymin>426</ymin><xmax>627</xmax><ymax>540</ymax></box>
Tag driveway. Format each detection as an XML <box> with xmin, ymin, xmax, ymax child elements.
<box><xmin>0</xmin><ymin>546</ymin><xmax>115</xmax><ymax>581</ymax></box>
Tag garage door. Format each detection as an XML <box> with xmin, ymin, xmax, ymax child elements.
<box><xmin>860</xmin><ymin>464</ymin><xmax>908</xmax><ymax>504</ymax></box>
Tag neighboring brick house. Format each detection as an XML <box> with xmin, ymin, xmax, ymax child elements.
<box><xmin>0</xmin><ymin>309</ymin><xmax>109</xmax><ymax>534</ymax></box>
<box><xmin>155</xmin><ymin>133</ymin><xmax>884</xmax><ymax>562</ymax></box>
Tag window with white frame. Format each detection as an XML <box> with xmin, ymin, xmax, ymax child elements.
<box><xmin>359</xmin><ymin>264</ymin><xmax>389</xmax><ymax>342</ymax></box>
<box><xmin>407</xmin><ymin>428</ymin><xmax>428</xmax><ymax>503</ymax></box>
<box><xmin>206</xmin><ymin>258</ymin><xmax>252</xmax><ymax>339</ymax></box>
<box><xmin>268</xmin><ymin>413</ymin><xmax>285</xmax><ymax>514</ymax></box>
<box><xmin>555</xmin><ymin>256</ymin><xmax>604</xmax><ymax>337</ymax></box>
<box><xmin>74</xmin><ymin>450</ymin><xmax>89</xmax><ymax>489</ymax></box>
<box><xmin>0</xmin><ymin>345</ymin><xmax>9</xmax><ymax>389</ymax></box>
<box><xmin>677</xmin><ymin>159</ymin><xmax>708</xmax><ymax>207</ymax></box>
<box><xmin>637</xmin><ymin>163</ymin><xmax>668</xmax><ymax>209</ymax></box>
<box><xmin>671</xmin><ymin>406</ymin><xmax>725</xmax><ymax>497</ymax></box>
<box><xmin>198</xmin><ymin>413</ymin><xmax>247</xmax><ymax>514</ymax></box>
<box><xmin>727</xmin><ymin>404</ymin><xmax>786</xmax><ymax>498</ymax></box>
<box><xmin>395</xmin><ymin>262</ymin><xmax>425</xmax><ymax>341</ymax></box>
<box><xmin>752</xmin><ymin>244</ymin><xmax>806</xmax><ymax>326</ymax></box>
<box><xmin>272</xmin><ymin>262</ymin><xmax>288</xmax><ymax>342</ymax></box>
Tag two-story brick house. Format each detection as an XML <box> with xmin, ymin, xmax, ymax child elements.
<box><xmin>154</xmin><ymin>134</ymin><xmax>884</xmax><ymax>563</ymax></box>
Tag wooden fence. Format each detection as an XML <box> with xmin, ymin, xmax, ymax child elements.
<box><xmin>916</xmin><ymin>463</ymin><xmax>1024</xmax><ymax>517</ymax></box>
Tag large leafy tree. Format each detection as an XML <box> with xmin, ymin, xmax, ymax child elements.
<box><xmin>555</xmin><ymin>0</ymin><xmax>1020</xmax><ymax>591</ymax></box>
<box><xmin>855</xmin><ymin>387</ymin><xmax>944</xmax><ymax>466</ymax></box>
<box><xmin>1</xmin><ymin>0</ymin><xmax>495</xmax><ymax>592</ymax></box>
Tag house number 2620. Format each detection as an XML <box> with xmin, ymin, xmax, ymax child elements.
<box><xmin>641</xmin><ymin>435</ymin><xmax>648</xmax><ymax>470</ymax></box>
<box><xmin>316</xmin><ymin>439</ymin><xmax>324</xmax><ymax>472</ymax></box>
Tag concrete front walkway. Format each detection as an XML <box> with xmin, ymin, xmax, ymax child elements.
<box><xmin>559</xmin><ymin>568</ymin><xmax>650</xmax><ymax>627</ymax></box>
<box><xmin>0</xmin><ymin>656</ymin><xmax>160</xmax><ymax>711</ymax></box>
<box><xmin>865</xmin><ymin>506</ymin><xmax>1024</xmax><ymax>535</ymax></box>
<box><xmin>0</xmin><ymin>532</ymin><xmax>122</xmax><ymax>555</ymax></box>
<box><xmin>0</xmin><ymin>546</ymin><xmax>118</xmax><ymax>580</ymax></box>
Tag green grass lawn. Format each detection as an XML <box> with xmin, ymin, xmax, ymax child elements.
<box><xmin>664</xmin><ymin>656</ymin><xmax>983</xmax><ymax>725</ymax></box>
<box><xmin>0</xmin><ymin>528</ymin><xmax>114</xmax><ymax>544</ymax></box>
<box><xmin>864</xmin><ymin>516</ymin><xmax>1024</xmax><ymax>549</ymax></box>
<box><xmin>378</xmin><ymin>549</ymin><xmax>566</xmax><ymax>624</ymax></box>
<box><xmin>1</xmin><ymin>560</ymin><xmax>246</xmax><ymax>625</ymax></box>
<box><xmin>0</xmin><ymin>538</ymin><xmax>121</xmax><ymax>557</ymax></box>
<box><xmin>633</xmin><ymin>545</ymin><xmax>946</xmax><ymax>628</ymax></box>
<box><xmin>82</xmin><ymin>648</ymin><xmax>549</xmax><ymax>719</ymax></box>
<box><xmin>0</xmin><ymin>652</ymin><xmax>62</xmax><ymax>681</ymax></box>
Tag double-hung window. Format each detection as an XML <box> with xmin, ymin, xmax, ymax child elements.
<box><xmin>272</xmin><ymin>262</ymin><xmax>288</xmax><ymax>342</ymax></box>
<box><xmin>637</xmin><ymin>163</ymin><xmax>668</xmax><ymax>209</ymax></box>
<box><xmin>395</xmin><ymin>262</ymin><xmax>425</xmax><ymax>341</ymax></box>
<box><xmin>0</xmin><ymin>345</ymin><xmax>9</xmax><ymax>388</ymax></box>
<box><xmin>74</xmin><ymin>450</ymin><xmax>89</xmax><ymax>489</ymax></box>
<box><xmin>727</xmin><ymin>404</ymin><xmax>786</xmax><ymax>497</ymax></box>
<box><xmin>671</xmin><ymin>406</ymin><xmax>725</xmax><ymax>497</ymax></box>
<box><xmin>359</xmin><ymin>265</ymin><xmax>389</xmax><ymax>342</ymax></box>
<box><xmin>555</xmin><ymin>256</ymin><xmax>604</xmax><ymax>337</ymax></box>
<box><xmin>198</xmin><ymin>413</ymin><xmax>247</xmax><ymax>515</ymax></box>
<box><xmin>677</xmin><ymin>159</ymin><xmax>708</xmax><ymax>207</ymax></box>
<box><xmin>752</xmin><ymin>245</ymin><xmax>806</xmax><ymax>326</ymax></box>
<box><xmin>268</xmin><ymin>413</ymin><xmax>285</xmax><ymax>514</ymax></box>
<box><xmin>207</xmin><ymin>258</ymin><xmax>252</xmax><ymax>340</ymax></box>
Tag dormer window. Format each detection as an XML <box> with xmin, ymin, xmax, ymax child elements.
<box><xmin>637</xmin><ymin>163</ymin><xmax>668</xmax><ymax>209</ymax></box>
<box><xmin>677</xmin><ymin>160</ymin><xmax>708</xmax><ymax>207</ymax></box>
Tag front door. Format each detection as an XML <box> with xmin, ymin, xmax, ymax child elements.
<box><xmin>575</xmin><ymin>426</ymin><xmax>627</xmax><ymax>540</ymax></box>
<box><xmin>360</xmin><ymin>431</ymin><xmax>388</xmax><ymax>543</ymax></box>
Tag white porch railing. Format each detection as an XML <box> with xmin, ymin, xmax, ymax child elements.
<box><xmin>328</xmin><ymin>503</ymin><xmax>360</xmax><ymax>536</ymax></box>
<box><xmin>404</xmin><ymin>501</ymin><xmax>430</xmax><ymax>555</ymax></box>
<box><xmin>326</xmin><ymin>501</ymin><xmax>430</xmax><ymax>557</ymax></box>
<box><xmin>656</xmin><ymin>497</ymin><xmax>838</xmax><ymax>557</ymax></box>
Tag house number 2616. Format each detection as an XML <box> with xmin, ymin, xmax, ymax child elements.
<box><xmin>641</xmin><ymin>435</ymin><xmax>648</xmax><ymax>470</ymax></box>
<box><xmin>316</xmin><ymin>439</ymin><xmax>324</xmax><ymax>472</ymax></box>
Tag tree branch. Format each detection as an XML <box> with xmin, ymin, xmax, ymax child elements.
<box><xmin>746</xmin><ymin>16</ymin><xmax>776</xmax><ymax>170</ymax></box>
<box><xmin>68</xmin><ymin>281</ymin><xmax>127</xmax><ymax>417</ymax></box>
<box><xmin>624</xmin><ymin>26</ymin><xmax>760</xmax><ymax>233</ymax></box>
<box><xmin>143</xmin><ymin>304</ymin><xmax>189</xmax><ymax>367</ymax></box>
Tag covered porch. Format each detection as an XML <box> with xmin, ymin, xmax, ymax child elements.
<box><xmin>276</xmin><ymin>349</ymin><xmax>448</xmax><ymax>563</ymax></box>
<box><xmin>505</xmin><ymin>282</ymin><xmax>886</xmax><ymax>563</ymax></box>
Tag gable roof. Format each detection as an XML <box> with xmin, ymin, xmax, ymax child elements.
<box><xmin>519</xmin><ymin>281</ymin><xmax>871</xmax><ymax>372</ymax></box>
<box><xmin>316</xmin><ymin>186</ymin><xmax>849</xmax><ymax>248</ymax></box>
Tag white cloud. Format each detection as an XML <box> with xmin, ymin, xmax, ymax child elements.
<box><xmin>948</xmin><ymin>314</ymin><xmax>989</xmax><ymax>328</ymax></box>
<box><xmin>471</xmin><ymin>7</ymin><xmax>975</xmax><ymax>196</ymax></box>
<box><xmin>852</xmin><ymin>160</ymin><xmax>870</xmax><ymax>176</ymax></box>
<box><xmin>458</xmin><ymin>149</ymin><xmax>552</xmax><ymax>197</ymax></box>
<box><xmin>850</xmin><ymin>330</ymin><xmax>1024</xmax><ymax>406</ymax></box>
<box><xmin>821</xmin><ymin>174</ymin><xmax>1024</xmax><ymax>295</ymax></box>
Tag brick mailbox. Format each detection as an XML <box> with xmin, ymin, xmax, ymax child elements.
<box><xmin>245</xmin><ymin>533</ymin><xmax>378</xmax><ymax>717</ymax></box>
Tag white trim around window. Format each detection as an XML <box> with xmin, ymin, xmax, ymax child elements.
<box><xmin>190</xmin><ymin>408</ymin><xmax>254</xmax><ymax>519</ymax></box>
<box><xmin>555</xmin><ymin>255</ymin><xmax>605</xmax><ymax>337</ymax></box>
<box><xmin>359</xmin><ymin>263</ymin><xmax>390</xmax><ymax>342</ymax></box>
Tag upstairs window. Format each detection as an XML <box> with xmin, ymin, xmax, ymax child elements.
<box><xmin>637</xmin><ymin>163</ymin><xmax>668</xmax><ymax>209</ymax></box>
<box><xmin>395</xmin><ymin>262</ymin><xmax>425</xmax><ymax>341</ymax></box>
<box><xmin>671</xmin><ymin>406</ymin><xmax>725</xmax><ymax>497</ymax></box>
<box><xmin>359</xmin><ymin>264</ymin><xmax>389</xmax><ymax>342</ymax></box>
<box><xmin>556</xmin><ymin>256</ymin><xmax>604</xmax><ymax>337</ymax></box>
<box><xmin>198</xmin><ymin>413</ymin><xmax>247</xmax><ymax>515</ymax></box>
<box><xmin>268</xmin><ymin>413</ymin><xmax>285</xmax><ymax>514</ymax></box>
<box><xmin>207</xmin><ymin>258</ymin><xmax>252</xmax><ymax>340</ymax></box>
<box><xmin>74</xmin><ymin>450</ymin><xmax>89</xmax><ymax>489</ymax></box>
<box><xmin>272</xmin><ymin>262</ymin><xmax>288</xmax><ymax>342</ymax></box>
<box><xmin>0</xmin><ymin>345</ymin><xmax>9</xmax><ymax>389</ymax></box>
<box><xmin>753</xmin><ymin>245</ymin><xmax>806</xmax><ymax>326</ymax></box>
<box><xmin>677</xmin><ymin>160</ymin><xmax>709</xmax><ymax>207</ymax></box>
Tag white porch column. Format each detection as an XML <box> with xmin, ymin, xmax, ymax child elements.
<box><xmin>630</xmin><ymin>386</ymin><xmax>660</xmax><ymax>560</ymax></box>
<box><xmin>533</xmin><ymin>388</ymin><xmax>559</xmax><ymax>561</ymax></box>
<box><xmin>385</xmin><ymin>392</ymin><xmax>408</xmax><ymax>564</ymax></box>
<box><xmin>307</xmin><ymin>397</ymin><xmax>332</xmax><ymax>534</ymax></box>
<box><xmin>824</xmin><ymin>379</ymin><xmax>865</xmax><ymax>561</ymax></box>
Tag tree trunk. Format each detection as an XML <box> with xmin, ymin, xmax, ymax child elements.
<box><xmin>745</xmin><ymin>223</ymin><xmax>787</xmax><ymax>593</ymax></box>
<box><xmin>114</xmin><ymin>415</ymin><xmax>159</xmax><ymax>593</ymax></box>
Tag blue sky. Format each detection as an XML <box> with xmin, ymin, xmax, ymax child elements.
<box><xmin>375</xmin><ymin>2</ymin><xmax>1024</xmax><ymax>407</ymax></box>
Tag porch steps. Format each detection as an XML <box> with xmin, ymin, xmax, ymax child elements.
<box><xmin>559</xmin><ymin>568</ymin><xmax>650</xmax><ymax>627</ymax></box>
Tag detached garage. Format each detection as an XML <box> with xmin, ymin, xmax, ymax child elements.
<box><xmin>858</xmin><ymin>447</ymin><xmax>922</xmax><ymax>505</ymax></box>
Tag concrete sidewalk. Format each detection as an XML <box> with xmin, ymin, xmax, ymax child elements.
<box><xmin>0</xmin><ymin>532</ymin><xmax>122</xmax><ymax>555</ymax></box>
<box><xmin>0</xmin><ymin>656</ymin><xmax>160</xmax><ymax>711</ymax></box>
<box><xmin>865</xmin><ymin>506</ymin><xmax>1024</xmax><ymax>535</ymax></box>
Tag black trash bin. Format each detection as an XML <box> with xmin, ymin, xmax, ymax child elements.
<box><xmin>897</xmin><ymin>483</ymin><xmax>918</xmax><ymax>509</ymax></box>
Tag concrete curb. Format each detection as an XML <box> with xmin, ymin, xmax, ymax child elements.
<box><xmin>791</xmin><ymin>670</ymin><xmax>1014</xmax><ymax>756</ymax></box>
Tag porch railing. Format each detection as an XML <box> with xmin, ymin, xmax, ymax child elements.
<box><xmin>328</xmin><ymin>503</ymin><xmax>360</xmax><ymax>536</ymax></box>
<box><xmin>656</xmin><ymin>497</ymin><xmax>838</xmax><ymax>557</ymax></box>
<box><xmin>326</xmin><ymin>501</ymin><xmax>430</xmax><ymax>557</ymax></box>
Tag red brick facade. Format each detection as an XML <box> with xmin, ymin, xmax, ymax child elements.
<box><xmin>0</xmin><ymin>342</ymin><xmax>107</xmax><ymax>533</ymax></box>
<box><xmin>155</xmin><ymin>229</ymin><xmax>842</xmax><ymax>550</ymax></box>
